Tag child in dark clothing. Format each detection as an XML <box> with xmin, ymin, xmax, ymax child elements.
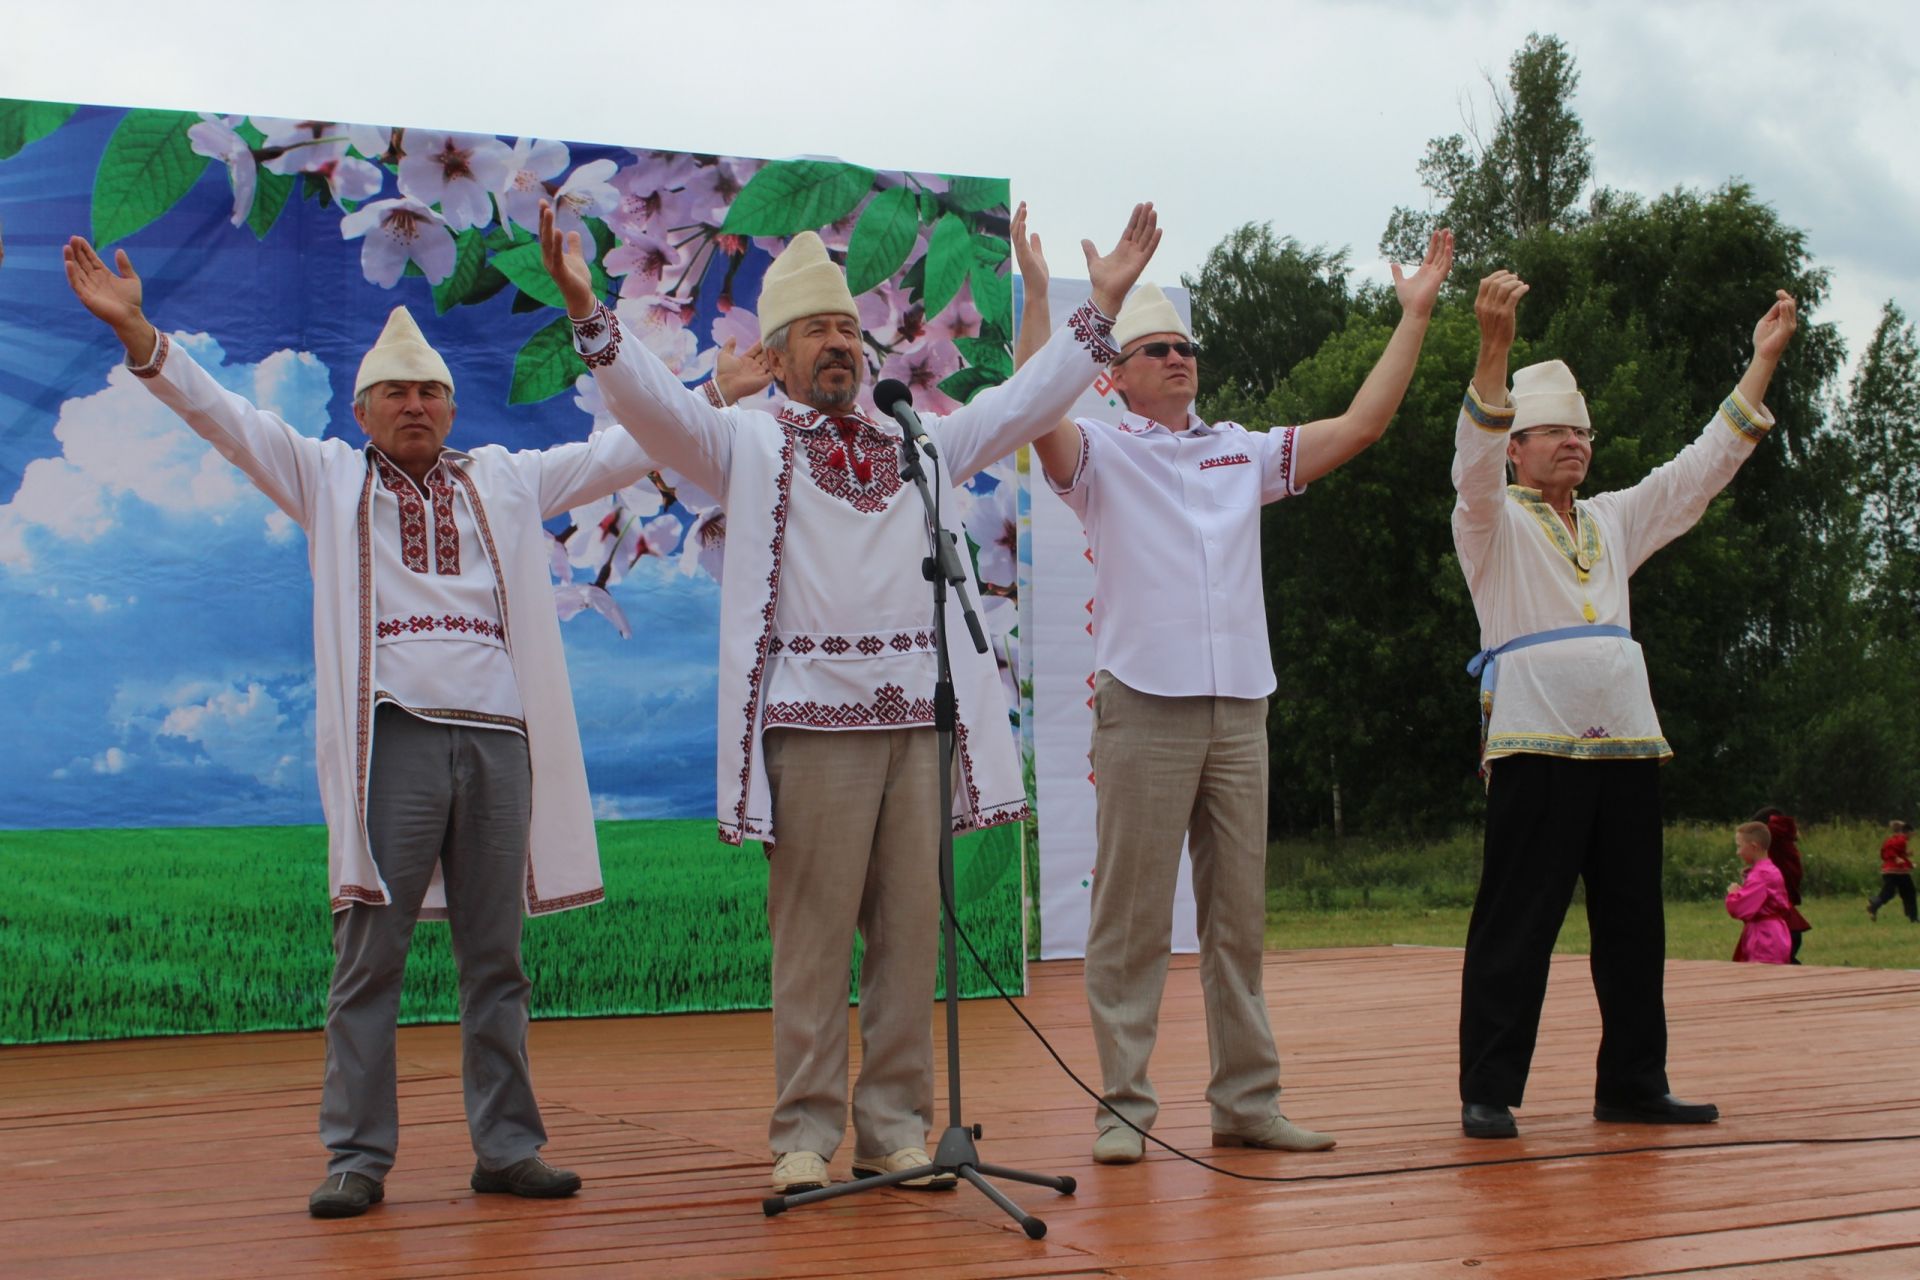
<box><xmin>1867</xmin><ymin>821</ymin><xmax>1915</xmax><ymax>923</ymax></box>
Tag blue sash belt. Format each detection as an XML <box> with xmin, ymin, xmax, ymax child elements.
<box><xmin>1467</xmin><ymin>624</ymin><xmax>1632</xmax><ymax>754</ymax></box>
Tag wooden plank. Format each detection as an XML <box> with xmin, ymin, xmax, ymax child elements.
<box><xmin>4</xmin><ymin>948</ymin><xmax>1918</xmax><ymax>1277</ymax></box>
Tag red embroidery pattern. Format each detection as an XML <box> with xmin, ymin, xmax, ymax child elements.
<box><xmin>769</xmin><ymin>630</ymin><xmax>935</xmax><ymax>658</ymax></box>
<box><xmin>376</xmin><ymin>613</ymin><xmax>505</xmax><ymax>641</ymax></box>
<box><xmin>795</xmin><ymin>418</ymin><xmax>902</xmax><ymax>514</ymax></box>
<box><xmin>130</xmin><ymin>332</ymin><xmax>171</xmax><ymax>379</ymax></box>
<box><xmin>1278</xmin><ymin>425</ymin><xmax>1298</xmax><ymax>492</ymax></box>
<box><xmin>1067</xmin><ymin>300</ymin><xmax>1118</xmax><ymax>365</ymax></box>
<box><xmin>430</xmin><ymin>473</ymin><xmax>460</xmax><ymax>575</ymax></box>
<box><xmin>723</xmin><ymin>432</ymin><xmax>795</xmax><ymax>845</ymax></box>
<box><xmin>702</xmin><ymin>380</ymin><xmax>726</xmax><ymax>409</ymax></box>
<box><xmin>372</xmin><ymin>453</ymin><xmax>431</xmax><ymax>573</ymax></box>
<box><xmin>1199</xmin><ymin>451</ymin><xmax>1251</xmax><ymax>471</ymax></box>
<box><xmin>446</xmin><ymin>467</ymin><xmax>512</xmax><ymax>654</ymax></box>
<box><xmin>763</xmin><ymin>683</ymin><xmax>938</xmax><ymax>729</ymax></box>
<box><xmin>576</xmin><ymin>303</ymin><xmax>621</xmax><ymax>369</ymax></box>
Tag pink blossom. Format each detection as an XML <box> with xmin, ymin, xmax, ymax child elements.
<box><xmin>396</xmin><ymin>131</ymin><xmax>512</xmax><ymax>231</ymax></box>
<box><xmin>605</xmin><ymin>232</ymin><xmax>688</xmax><ymax>296</ymax></box>
<box><xmin>964</xmin><ymin>480</ymin><xmax>1019</xmax><ymax>589</ymax></box>
<box><xmin>496</xmin><ymin>137</ymin><xmax>571</xmax><ymax>237</ymax></box>
<box><xmin>710</xmin><ymin>306</ymin><xmax>761</xmax><ymax>352</ymax></box>
<box><xmin>679</xmin><ymin>506</ymin><xmax>726</xmax><ymax>583</ymax></box>
<box><xmin>859</xmin><ymin>280</ymin><xmax>929</xmax><ymax>351</ymax></box>
<box><xmin>879</xmin><ymin>342</ymin><xmax>961</xmax><ymax>416</ymax></box>
<box><xmin>254</xmin><ymin>118</ymin><xmax>382</xmax><ymax>203</ymax></box>
<box><xmin>928</xmin><ymin>290</ymin><xmax>984</xmax><ymax>345</ymax></box>
<box><xmin>187</xmin><ymin>115</ymin><xmax>256</xmax><ymax>227</ymax></box>
<box><xmin>339</xmin><ymin>197</ymin><xmax>456</xmax><ymax>288</ymax></box>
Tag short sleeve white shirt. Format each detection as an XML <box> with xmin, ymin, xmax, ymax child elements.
<box><xmin>1049</xmin><ymin>411</ymin><xmax>1305</xmax><ymax>698</ymax></box>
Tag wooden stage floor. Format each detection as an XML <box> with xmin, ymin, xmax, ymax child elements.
<box><xmin>7</xmin><ymin>946</ymin><xmax>1919</xmax><ymax>1278</ymax></box>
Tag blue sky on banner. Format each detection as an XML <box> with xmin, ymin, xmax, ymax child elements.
<box><xmin>0</xmin><ymin>108</ymin><xmax>1028</xmax><ymax>829</ymax></box>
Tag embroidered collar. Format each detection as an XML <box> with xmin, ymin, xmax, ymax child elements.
<box><xmin>1507</xmin><ymin>483</ymin><xmax>1604</xmax><ymax>576</ymax></box>
<box><xmin>1118</xmin><ymin>410</ymin><xmax>1210</xmax><ymax>437</ymax></box>
<box><xmin>776</xmin><ymin>402</ymin><xmax>889</xmax><ymax>435</ymax></box>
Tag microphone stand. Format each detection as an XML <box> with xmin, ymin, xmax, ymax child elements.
<box><xmin>762</xmin><ymin>426</ymin><xmax>1076</xmax><ymax>1239</ymax></box>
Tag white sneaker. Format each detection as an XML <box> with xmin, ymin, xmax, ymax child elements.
<box><xmin>851</xmin><ymin>1146</ymin><xmax>955</xmax><ymax>1189</ymax></box>
<box><xmin>770</xmin><ymin>1150</ymin><xmax>829</xmax><ymax>1194</ymax></box>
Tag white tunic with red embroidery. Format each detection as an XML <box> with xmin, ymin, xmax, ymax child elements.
<box><xmin>572</xmin><ymin>299</ymin><xmax>1119</xmax><ymax>845</ymax></box>
<box><xmin>366</xmin><ymin>448</ymin><xmax>524</xmax><ymax>732</ymax></box>
<box><xmin>127</xmin><ymin>332</ymin><xmax>658</xmax><ymax>915</ymax></box>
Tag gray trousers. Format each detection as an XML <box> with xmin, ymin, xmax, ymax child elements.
<box><xmin>762</xmin><ymin>726</ymin><xmax>940</xmax><ymax>1161</ymax></box>
<box><xmin>320</xmin><ymin>704</ymin><xmax>545</xmax><ymax>1178</ymax></box>
<box><xmin>1083</xmin><ymin>671</ymin><xmax>1282</xmax><ymax>1136</ymax></box>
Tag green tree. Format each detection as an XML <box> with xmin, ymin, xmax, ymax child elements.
<box><xmin>1382</xmin><ymin>33</ymin><xmax>1593</xmax><ymax>273</ymax></box>
<box><xmin>1847</xmin><ymin>301</ymin><xmax>1920</xmax><ymax>633</ymax></box>
<box><xmin>1182</xmin><ymin>223</ymin><xmax>1350</xmax><ymax>401</ymax></box>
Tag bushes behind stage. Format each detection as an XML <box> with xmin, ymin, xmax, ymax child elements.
<box><xmin>1264</xmin><ymin>819</ymin><xmax>1892</xmax><ymax>912</ymax></box>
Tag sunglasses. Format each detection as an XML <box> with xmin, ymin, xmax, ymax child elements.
<box><xmin>1116</xmin><ymin>340</ymin><xmax>1201</xmax><ymax>365</ymax></box>
<box><xmin>1512</xmin><ymin>425</ymin><xmax>1595</xmax><ymax>444</ymax></box>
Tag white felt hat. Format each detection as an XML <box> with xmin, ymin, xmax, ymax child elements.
<box><xmin>1510</xmin><ymin>360</ymin><xmax>1590</xmax><ymax>432</ymax></box>
<box><xmin>354</xmin><ymin>306</ymin><xmax>455</xmax><ymax>396</ymax></box>
<box><xmin>1113</xmin><ymin>282</ymin><xmax>1192</xmax><ymax>350</ymax></box>
<box><xmin>757</xmin><ymin>231</ymin><xmax>857</xmax><ymax>339</ymax></box>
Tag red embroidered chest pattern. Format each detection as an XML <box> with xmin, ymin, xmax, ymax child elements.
<box><xmin>371</xmin><ymin>452</ymin><xmax>461</xmax><ymax>575</ymax></box>
<box><xmin>789</xmin><ymin>411</ymin><xmax>902</xmax><ymax>514</ymax></box>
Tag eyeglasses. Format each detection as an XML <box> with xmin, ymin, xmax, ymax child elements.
<box><xmin>1115</xmin><ymin>340</ymin><xmax>1201</xmax><ymax>365</ymax></box>
<box><xmin>1512</xmin><ymin>425</ymin><xmax>1594</xmax><ymax>444</ymax></box>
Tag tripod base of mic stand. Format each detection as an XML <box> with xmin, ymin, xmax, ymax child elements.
<box><xmin>761</xmin><ymin>1122</ymin><xmax>1076</xmax><ymax>1238</ymax></box>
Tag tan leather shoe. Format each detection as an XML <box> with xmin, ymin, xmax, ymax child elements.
<box><xmin>1213</xmin><ymin>1114</ymin><xmax>1337</xmax><ymax>1152</ymax></box>
<box><xmin>851</xmin><ymin>1146</ymin><xmax>955</xmax><ymax>1189</ymax></box>
<box><xmin>1092</xmin><ymin>1126</ymin><xmax>1145</xmax><ymax>1164</ymax></box>
<box><xmin>771</xmin><ymin>1150</ymin><xmax>829</xmax><ymax>1194</ymax></box>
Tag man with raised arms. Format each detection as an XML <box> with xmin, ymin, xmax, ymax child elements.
<box><xmin>1452</xmin><ymin>271</ymin><xmax>1796</xmax><ymax>1139</ymax></box>
<box><xmin>1015</xmin><ymin>214</ymin><xmax>1455</xmax><ymax>1163</ymax></box>
<box><xmin>63</xmin><ymin>236</ymin><xmax>663</xmax><ymax>1217</ymax></box>
<box><xmin>540</xmin><ymin>199</ymin><xmax>1159</xmax><ymax>1194</ymax></box>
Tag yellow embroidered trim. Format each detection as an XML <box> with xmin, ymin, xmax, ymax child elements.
<box><xmin>1507</xmin><ymin>485</ymin><xmax>1604</xmax><ymax>579</ymax></box>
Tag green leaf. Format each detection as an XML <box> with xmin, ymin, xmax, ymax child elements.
<box><xmin>432</xmin><ymin>229</ymin><xmax>489</xmax><ymax>314</ymax></box>
<box><xmin>921</xmin><ymin>213</ymin><xmax>972</xmax><ymax>318</ymax></box>
<box><xmin>978</xmin><ymin>318</ymin><xmax>1011</xmax><ymax>348</ymax></box>
<box><xmin>486</xmin><ymin>225</ymin><xmax>532</xmax><ymax>252</ymax></box>
<box><xmin>246</xmin><ymin>167</ymin><xmax>293</xmax><ymax>239</ymax></box>
<box><xmin>970</xmin><ymin>261</ymin><xmax>1013</xmax><ymax>333</ymax></box>
<box><xmin>845</xmin><ymin>188</ymin><xmax>919</xmax><ymax>295</ymax></box>
<box><xmin>719</xmin><ymin>159</ymin><xmax>876</xmax><ymax>236</ymax></box>
<box><xmin>491</xmin><ymin>238</ymin><xmax>610</xmax><ymax>311</ymax></box>
<box><xmin>945</xmin><ymin>176</ymin><xmax>1009</xmax><ymax>214</ymax></box>
<box><xmin>510</xmin><ymin>288</ymin><xmax>547</xmax><ymax>314</ymax></box>
<box><xmin>91</xmin><ymin>109</ymin><xmax>211</xmax><ymax>246</ymax></box>
<box><xmin>954</xmin><ymin>336</ymin><xmax>1013</xmax><ymax>380</ymax></box>
<box><xmin>0</xmin><ymin>98</ymin><xmax>77</xmax><ymax>161</ymax></box>
<box><xmin>901</xmin><ymin>251</ymin><xmax>928</xmax><ymax>301</ymax></box>
<box><xmin>938</xmin><ymin>365</ymin><xmax>1003</xmax><ymax>405</ymax></box>
<box><xmin>956</xmin><ymin>828</ymin><xmax>1015</xmax><ymax>903</ymax></box>
<box><xmin>971</xmin><ymin>233</ymin><xmax>1010</xmax><ymax>266</ymax></box>
<box><xmin>509</xmin><ymin>315</ymin><xmax>588</xmax><ymax>405</ymax></box>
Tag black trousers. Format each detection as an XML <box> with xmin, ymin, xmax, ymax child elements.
<box><xmin>1459</xmin><ymin>755</ymin><xmax>1671</xmax><ymax>1108</ymax></box>
<box><xmin>1869</xmin><ymin>873</ymin><xmax>1918</xmax><ymax>921</ymax></box>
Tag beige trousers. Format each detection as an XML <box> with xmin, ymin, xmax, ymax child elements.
<box><xmin>762</xmin><ymin>726</ymin><xmax>940</xmax><ymax>1161</ymax></box>
<box><xmin>1084</xmin><ymin>671</ymin><xmax>1282</xmax><ymax>1136</ymax></box>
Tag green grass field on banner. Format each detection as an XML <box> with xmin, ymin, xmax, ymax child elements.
<box><xmin>0</xmin><ymin>819</ymin><xmax>1025</xmax><ymax>1045</ymax></box>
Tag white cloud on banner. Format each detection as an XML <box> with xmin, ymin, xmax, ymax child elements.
<box><xmin>0</xmin><ymin>337</ymin><xmax>332</xmax><ymax>569</ymax></box>
<box><xmin>107</xmin><ymin>672</ymin><xmax>313</xmax><ymax>790</ymax></box>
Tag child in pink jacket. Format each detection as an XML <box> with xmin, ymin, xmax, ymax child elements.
<box><xmin>1726</xmin><ymin>821</ymin><xmax>1791</xmax><ymax>964</ymax></box>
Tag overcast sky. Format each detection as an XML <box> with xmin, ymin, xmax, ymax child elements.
<box><xmin>7</xmin><ymin>0</ymin><xmax>1914</xmax><ymax>379</ymax></box>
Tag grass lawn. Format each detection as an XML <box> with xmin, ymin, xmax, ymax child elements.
<box><xmin>1266</xmin><ymin>894</ymin><xmax>1920</xmax><ymax>969</ymax></box>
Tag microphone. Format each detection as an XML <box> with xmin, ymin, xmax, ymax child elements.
<box><xmin>873</xmin><ymin>378</ymin><xmax>938</xmax><ymax>461</ymax></box>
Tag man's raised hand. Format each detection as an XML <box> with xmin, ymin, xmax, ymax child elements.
<box><xmin>64</xmin><ymin>236</ymin><xmax>156</xmax><ymax>357</ymax></box>
<box><xmin>1474</xmin><ymin>270</ymin><xmax>1529</xmax><ymax>351</ymax></box>
<box><xmin>539</xmin><ymin>201</ymin><xmax>598</xmax><ymax>320</ymax></box>
<box><xmin>1012</xmin><ymin>201</ymin><xmax>1049</xmax><ymax>295</ymax></box>
<box><xmin>715</xmin><ymin>338</ymin><xmax>774</xmax><ymax>404</ymax></box>
<box><xmin>1391</xmin><ymin>228</ymin><xmax>1454</xmax><ymax>320</ymax></box>
<box><xmin>1753</xmin><ymin>290</ymin><xmax>1798</xmax><ymax>364</ymax></box>
<box><xmin>1083</xmin><ymin>202</ymin><xmax>1160</xmax><ymax>317</ymax></box>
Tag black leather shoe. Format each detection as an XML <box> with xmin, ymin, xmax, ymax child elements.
<box><xmin>1461</xmin><ymin>1102</ymin><xmax>1518</xmax><ymax>1139</ymax></box>
<box><xmin>471</xmin><ymin>1155</ymin><xmax>583</xmax><ymax>1198</ymax></box>
<box><xmin>309</xmin><ymin>1171</ymin><xmax>384</xmax><ymax>1218</ymax></box>
<box><xmin>1593</xmin><ymin>1094</ymin><xmax>1719</xmax><ymax>1125</ymax></box>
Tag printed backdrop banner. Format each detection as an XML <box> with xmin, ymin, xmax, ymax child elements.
<box><xmin>0</xmin><ymin>98</ymin><xmax>1032</xmax><ymax>1043</ymax></box>
<box><xmin>1018</xmin><ymin>278</ymin><xmax>1200</xmax><ymax>960</ymax></box>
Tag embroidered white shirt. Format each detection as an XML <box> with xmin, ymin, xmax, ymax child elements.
<box><xmin>760</xmin><ymin>407</ymin><xmax>942</xmax><ymax>730</ymax></box>
<box><xmin>1452</xmin><ymin>384</ymin><xmax>1773</xmax><ymax>762</ymax></box>
<box><xmin>1049</xmin><ymin>411</ymin><xmax>1305</xmax><ymax>698</ymax></box>
<box><xmin>366</xmin><ymin>447</ymin><xmax>525</xmax><ymax>733</ymax></box>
